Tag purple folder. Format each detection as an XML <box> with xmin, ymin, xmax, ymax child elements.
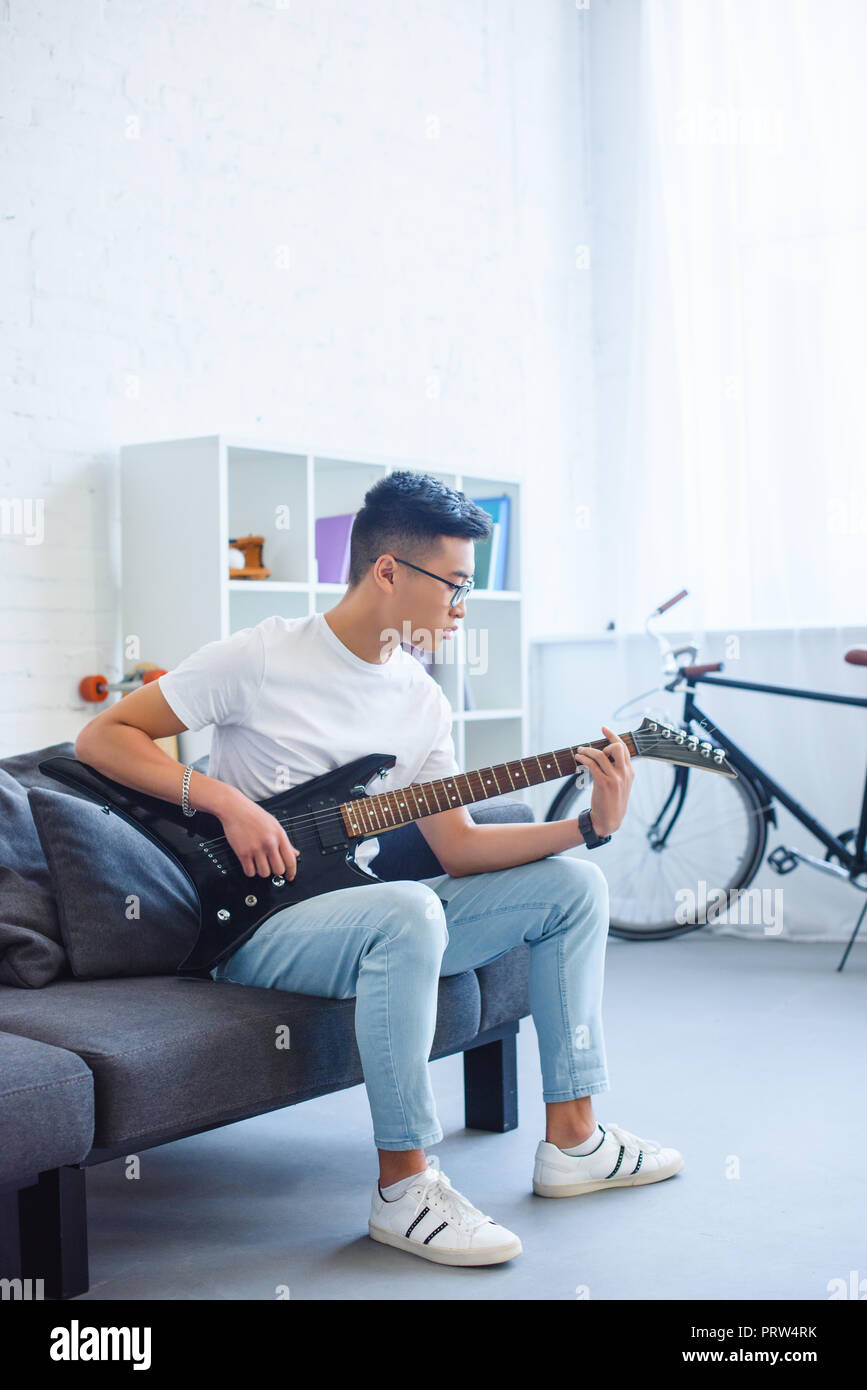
<box><xmin>315</xmin><ymin>513</ymin><xmax>356</xmax><ymax>583</ymax></box>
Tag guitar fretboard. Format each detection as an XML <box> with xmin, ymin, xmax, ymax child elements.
<box><xmin>339</xmin><ymin>732</ymin><xmax>638</xmax><ymax>840</ymax></box>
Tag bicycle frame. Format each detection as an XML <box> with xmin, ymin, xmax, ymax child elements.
<box><xmin>674</xmin><ymin>672</ymin><xmax>867</xmax><ymax>880</ymax></box>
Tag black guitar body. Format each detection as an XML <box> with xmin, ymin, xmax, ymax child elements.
<box><xmin>39</xmin><ymin>754</ymin><xmax>398</xmax><ymax>980</ymax></box>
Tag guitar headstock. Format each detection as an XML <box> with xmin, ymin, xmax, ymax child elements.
<box><xmin>632</xmin><ymin>717</ymin><xmax>738</xmax><ymax>778</ymax></box>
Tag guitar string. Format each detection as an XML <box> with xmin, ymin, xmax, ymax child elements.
<box><xmin>205</xmin><ymin>822</ymin><xmax>347</xmax><ymax>873</ymax></box>
<box><xmin>193</xmin><ymin>738</ymin><xmax>698</xmax><ymax>861</ymax></box>
<box><xmin>188</xmin><ymin>736</ymin><xmax>711</xmax><ymax>867</ymax></box>
<box><xmin>200</xmin><ymin>791</ymin><xmax>501</xmax><ymax>868</ymax></box>
<box><xmin>192</xmin><ymin>741</ymin><xmax>629</xmax><ymax>855</ymax></box>
<box><xmin>195</xmin><ymin>745</ymin><xmax>661</xmax><ymax>869</ymax></box>
<box><xmin>196</xmin><ymin>757</ymin><xmax>578</xmax><ymax>868</ymax></box>
<box><xmin>195</xmin><ymin>757</ymin><xmax>579</xmax><ymax>858</ymax></box>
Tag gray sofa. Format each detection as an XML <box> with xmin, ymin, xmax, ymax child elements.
<box><xmin>0</xmin><ymin>742</ymin><xmax>532</xmax><ymax>1299</ymax></box>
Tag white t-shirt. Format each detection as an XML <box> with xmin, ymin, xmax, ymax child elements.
<box><xmin>158</xmin><ymin>611</ymin><xmax>460</xmax><ymax>871</ymax></box>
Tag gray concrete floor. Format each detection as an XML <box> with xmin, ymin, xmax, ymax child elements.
<box><xmin>77</xmin><ymin>936</ymin><xmax>866</xmax><ymax>1301</ymax></box>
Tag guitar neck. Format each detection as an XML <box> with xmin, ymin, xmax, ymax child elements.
<box><xmin>339</xmin><ymin>731</ymin><xmax>638</xmax><ymax>840</ymax></box>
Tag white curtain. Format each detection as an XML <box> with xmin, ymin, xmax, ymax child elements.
<box><xmin>614</xmin><ymin>0</ymin><xmax>867</xmax><ymax>633</ymax></box>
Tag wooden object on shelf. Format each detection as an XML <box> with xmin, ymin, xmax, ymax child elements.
<box><xmin>229</xmin><ymin>535</ymin><xmax>271</xmax><ymax>581</ymax></box>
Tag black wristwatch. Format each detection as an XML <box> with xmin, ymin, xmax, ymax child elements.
<box><xmin>578</xmin><ymin>808</ymin><xmax>612</xmax><ymax>850</ymax></box>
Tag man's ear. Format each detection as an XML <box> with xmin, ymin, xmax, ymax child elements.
<box><xmin>374</xmin><ymin>554</ymin><xmax>398</xmax><ymax>590</ymax></box>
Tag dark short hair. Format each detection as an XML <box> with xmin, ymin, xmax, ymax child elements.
<box><xmin>347</xmin><ymin>470</ymin><xmax>493</xmax><ymax>587</ymax></box>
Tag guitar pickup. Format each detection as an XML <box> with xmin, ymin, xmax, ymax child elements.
<box><xmin>312</xmin><ymin>795</ymin><xmax>350</xmax><ymax>851</ymax></box>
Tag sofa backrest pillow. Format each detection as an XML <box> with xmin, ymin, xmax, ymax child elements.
<box><xmin>0</xmin><ymin>741</ymin><xmax>82</xmax><ymax>791</ymax></box>
<box><xmin>28</xmin><ymin>786</ymin><xmax>200</xmax><ymax>979</ymax></box>
<box><xmin>0</xmin><ymin>767</ymin><xmax>69</xmax><ymax>988</ymax></box>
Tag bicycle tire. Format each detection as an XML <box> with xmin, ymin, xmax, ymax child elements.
<box><xmin>546</xmin><ymin>758</ymin><xmax>770</xmax><ymax>940</ymax></box>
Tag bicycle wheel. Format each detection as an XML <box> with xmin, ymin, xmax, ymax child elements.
<box><xmin>546</xmin><ymin>756</ymin><xmax>770</xmax><ymax>939</ymax></box>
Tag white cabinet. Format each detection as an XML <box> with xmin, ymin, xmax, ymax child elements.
<box><xmin>120</xmin><ymin>435</ymin><xmax>528</xmax><ymax>796</ymax></box>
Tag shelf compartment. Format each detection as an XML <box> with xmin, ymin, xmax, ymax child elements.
<box><xmin>460</xmin><ymin>475</ymin><xmax>521</xmax><ymax>593</ymax></box>
<box><xmin>312</xmin><ymin>458</ymin><xmax>386</xmax><ymax>584</ymax></box>
<box><xmin>462</xmin><ymin>716</ymin><xmax>528</xmax><ymax>810</ymax></box>
<box><xmin>228</xmin><ymin>580</ymin><xmax>308</xmax><ymax>593</ymax></box>
<box><xmin>460</xmin><ymin>597</ymin><xmax>523</xmax><ymax>713</ymax></box>
<box><xmin>412</xmin><ymin>641</ymin><xmax>462</xmax><ymax>713</ymax></box>
<box><xmin>459</xmin><ymin>707</ymin><xmax>524</xmax><ymax>721</ymax></box>
<box><xmin>227</xmin><ymin>447</ymin><xmax>308</xmax><ymax>585</ymax></box>
<box><xmin>229</xmin><ymin>585</ymin><xmax>308</xmax><ymax>633</ymax></box>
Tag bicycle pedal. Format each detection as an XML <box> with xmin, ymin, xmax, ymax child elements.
<box><xmin>768</xmin><ymin>846</ymin><xmax>800</xmax><ymax>875</ymax></box>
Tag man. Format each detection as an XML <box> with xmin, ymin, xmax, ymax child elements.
<box><xmin>75</xmin><ymin>469</ymin><xmax>683</xmax><ymax>1268</ymax></box>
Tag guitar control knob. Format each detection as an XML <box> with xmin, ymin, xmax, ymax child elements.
<box><xmin>271</xmin><ymin>875</ymin><xmax>285</xmax><ymax>888</ymax></box>
<box><xmin>217</xmin><ymin>909</ymin><xmax>231</xmax><ymax>921</ymax></box>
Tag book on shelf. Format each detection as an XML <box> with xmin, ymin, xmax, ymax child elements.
<box><xmin>315</xmin><ymin>513</ymin><xmax>355</xmax><ymax>583</ymax></box>
<box><xmin>471</xmin><ymin>495</ymin><xmax>510</xmax><ymax>589</ymax></box>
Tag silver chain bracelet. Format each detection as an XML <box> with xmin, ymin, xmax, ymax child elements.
<box><xmin>181</xmin><ymin>764</ymin><xmax>196</xmax><ymax>817</ymax></box>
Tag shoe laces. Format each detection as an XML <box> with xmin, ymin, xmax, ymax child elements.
<box><xmin>411</xmin><ymin>1156</ymin><xmax>492</xmax><ymax>1233</ymax></box>
<box><xmin>604</xmin><ymin>1121</ymin><xmax>662</xmax><ymax>1155</ymax></box>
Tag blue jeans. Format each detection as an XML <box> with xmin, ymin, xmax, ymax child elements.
<box><xmin>210</xmin><ymin>854</ymin><xmax>610</xmax><ymax>1151</ymax></box>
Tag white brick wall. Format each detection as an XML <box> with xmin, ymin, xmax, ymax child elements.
<box><xmin>0</xmin><ymin>0</ymin><xmax>595</xmax><ymax>755</ymax></box>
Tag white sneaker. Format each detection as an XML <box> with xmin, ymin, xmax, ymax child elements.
<box><xmin>369</xmin><ymin>1155</ymin><xmax>523</xmax><ymax>1266</ymax></box>
<box><xmin>533</xmin><ymin>1121</ymin><xmax>684</xmax><ymax>1198</ymax></box>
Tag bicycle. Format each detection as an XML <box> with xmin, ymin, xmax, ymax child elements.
<box><xmin>545</xmin><ymin>590</ymin><xmax>867</xmax><ymax>970</ymax></box>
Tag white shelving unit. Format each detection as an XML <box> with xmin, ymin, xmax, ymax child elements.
<box><xmin>120</xmin><ymin>435</ymin><xmax>529</xmax><ymax>798</ymax></box>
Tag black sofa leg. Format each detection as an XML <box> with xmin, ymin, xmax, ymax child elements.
<box><xmin>0</xmin><ymin>1181</ymin><xmax>24</xmax><ymax>1280</ymax></box>
<box><xmin>463</xmin><ymin>1024</ymin><xmax>518</xmax><ymax>1133</ymax></box>
<box><xmin>17</xmin><ymin>1166</ymin><xmax>89</xmax><ymax>1300</ymax></box>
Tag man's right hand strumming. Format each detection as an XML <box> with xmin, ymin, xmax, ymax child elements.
<box><xmin>208</xmin><ymin>783</ymin><xmax>300</xmax><ymax>880</ymax></box>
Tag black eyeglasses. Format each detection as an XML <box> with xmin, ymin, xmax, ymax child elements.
<box><xmin>368</xmin><ymin>555</ymin><xmax>474</xmax><ymax>606</ymax></box>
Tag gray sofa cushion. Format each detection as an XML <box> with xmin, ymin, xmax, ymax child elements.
<box><xmin>0</xmin><ymin>869</ymin><xmax>69</xmax><ymax>990</ymax></box>
<box><xmin>0</xmin><ymin>769</ymin><xmax>69</xmax><ymax>988</ymax></box>
<box><xmin>0</xmin><ymin>744</ymin><xmax>90</xmax><ymax>988</ymax></box>
<box><xmin>0</xmin><ymin>768</ymin><xmax>57</xmax><ymax>883</ymax></box>
<box><xmin>28</xmin><ymin>787</ymin><xmax>199</xmax><ymax>980</ymax></box>
<box><xmin>0</xmin><ymin>972</ymin><xmax>481</xmax><ymax>1149</ymax></box>
<box><xmin>476</xmin><ymin>946</ymin><xmax>531</xmax><ymax>1032</ymax></box>
<box><xmin>0</xmin><ymin>1030</ymin><xmax>94</xmax><ymax>1184</ymax></box>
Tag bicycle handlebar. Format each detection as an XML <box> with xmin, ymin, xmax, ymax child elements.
<box><xmin>654</xmin><ymin>589</ymin><xmax>689</xmax><ymax>616</ymax></box>
<box><xmin>615</xmin><ymin>589</ymin><xmax>724</xmax><ymax>716</ymax></box>
<box><xmin>680</xmin><ymin>661</ymin><xmax>724</xmax><ymax>679</ymax></box>
<box><xmin>612</xmin><ymin>589</ymin><xmax>704</xmax><ymax>719</ymax></box>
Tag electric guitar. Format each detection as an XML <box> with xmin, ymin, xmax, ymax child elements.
<box><xmin>40</xmin><ymin>717</ymin><xmax>736</xmax><ymax>980</ymax></box>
